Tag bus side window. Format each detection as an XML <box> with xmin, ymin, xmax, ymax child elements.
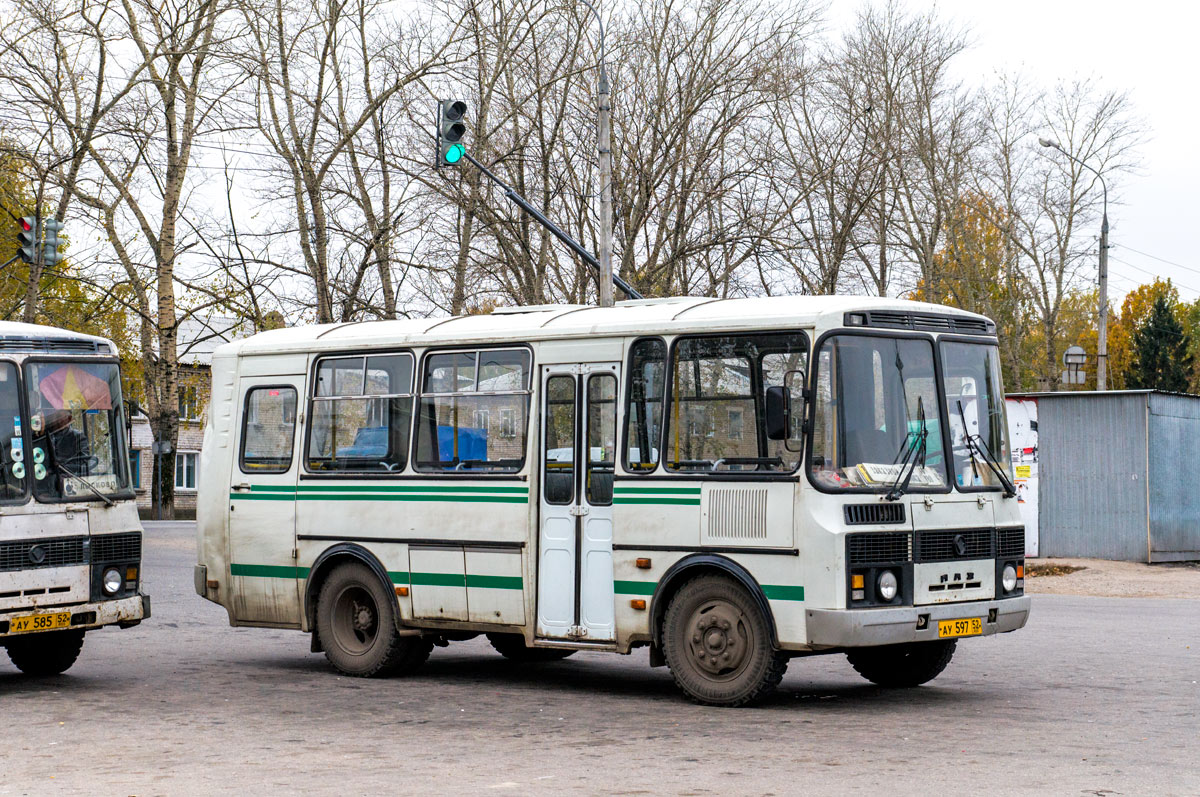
<box><xmin>414</xmin><ymin>348</ymin><xmax>531</xmax><ymax>473</ymax></box>
<box><xmin>307</xmin><ymin>353</ymin><xmax>413</xmax><ymax>473</ymax></box>
<box><xmin>623</xmin><ymin>338</ymin><xmax>665</xmax><ymax>473</ymax></box>
<box><xmin>241</xmin><ymin>387</ymin><xmax>298</xmax><ymax>473</ymax></box>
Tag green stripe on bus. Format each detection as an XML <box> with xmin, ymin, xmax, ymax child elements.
<box><xmin>465</xmin><ymin>574</ymin><xmax>523</xmax><ymax>590</ymax></box>
<box><xmin>612</xmin><ymin>486</ymin><xmax>701</xmax><ymax>495</ymax></box>
<box><xmin>613</xmin><ymin>497</ymin><xmax>701</xmax><ymax>506</ymax></box>
<box><xmin>614</xmin><ymin>579</ymin><xmax>657</xmax><ymax>596</ymax></box>
<box><xmin>231</xmin><ymin>566</ymin><xmax>520</xmax><ymax>591</ymax></box>
<box><xmin>228</xmin><ymin>493</ymin><xmax>298</xmax><ymax>501</ymax></box>
<box><xmin>295</xmin><ymin>494</ymin><xmax>528</xmax><ymax>503</ymax></box>
<box><xmin>761</xmin><ymin>584</ymin><xmax>805</xmax><ymax>601</ymax></box>
<box><xmin>230</xmin><ymin>563</ymin><xmax>311</xmax><ymax>579</ymax></box>
<box><xmin>409</xmin><ymin>571</ymin><xmax>466</xmax><ymax>587</ymax></box>
<box><xmin>297</xmin><ymin>484</ymin><xmax>527</xmax><ymax>494</ymax></box>
<box><xmin>231</xmin><ymin>493</ymin><xmax>528</xmax><ymax>503</ymax></box>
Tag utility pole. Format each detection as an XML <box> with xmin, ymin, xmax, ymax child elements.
<box><xmin>1039</xmin><ymin>137</ymin><xmax>1110</xmax><ymax>390</ymax></box>
<box><xmin>597</xmin><ymin>63</ymin><xmax>614</xmax><ymax>308</ymax></box>
<box><xmin>579</xmin><ymin>0</ymin><xmax>615</xmax><ymax>307</ymax></box>
<box><xmin>1097</xmin><ymin>210</ymin><xmax>1109</xmax><ymax>391</ymax></box>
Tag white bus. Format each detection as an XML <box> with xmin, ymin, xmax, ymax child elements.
<box><xmin>0</xmin><ymin>321</ymin><xmax>149</xmax><ymax>675</ymax></box>
<box><xmin>195</xmin><ymin>295</ymin><xmax>1029</xmax><ymax>706</ymax></box>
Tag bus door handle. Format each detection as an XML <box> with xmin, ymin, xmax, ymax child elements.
<box><xmin>232</xmin><ymin>483</ymin><xmax>252</xmax><ymax>492</ymax></box>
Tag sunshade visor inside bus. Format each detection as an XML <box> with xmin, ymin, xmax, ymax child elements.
<box><xmin>37</xmin><ymin>364</ymin><xmax>114</xmax><ymax>410</ymax></box>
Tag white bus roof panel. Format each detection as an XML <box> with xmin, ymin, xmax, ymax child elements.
<box><xmin>223</xmin><ymin>295</ymin><xmax>991</xmax><ymax>358</ymax></box>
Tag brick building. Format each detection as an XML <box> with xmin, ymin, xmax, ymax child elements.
<box><xmin>129</xmin><ymin>316</ymin><xmax>240</xmax><ymax>519</ymax></box>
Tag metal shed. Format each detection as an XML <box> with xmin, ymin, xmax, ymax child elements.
<box><xmin>1007</xmin><ymin>390</ymin><xmax>1200</xmax><ymax>562</ymax></box>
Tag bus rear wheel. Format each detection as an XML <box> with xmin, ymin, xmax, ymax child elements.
<box><xmin>316</xmin><ymin>563</ymin><xmax>431</xmax><ymax>678</ymax></box>
<box><xmin>486</xmin><ymin>633</ymin><xmax>575</xmax><ymax>662</ymax></box>
<box><xmin>662</xmin><ymin>575</ymin><xmax>787</xmax><ymax>707</ymax></box>
<box><xmin>846</xmin><ymin>640</ymin><xmax>957</xmax><ymax>688</ymax></box>
<box><xmin>5</xmin><ymin>629</ymin><xmax>85</xmax><ymax>676</ymax></box>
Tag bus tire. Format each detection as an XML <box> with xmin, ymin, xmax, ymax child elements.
<box><xmin>846</xmin><ymin>640</ymin><xmax>957</xmax><ymax>688</ymax></box>
<box><xmin>486</xmin><ymin>633</ymin><xmax>575</xmax><ymax>662</ymax></box>
<box><xmin>316</xmin><ymin>562</ymin><xmax>431</xmax><ymax>678</ymax></box>
<box><xmin>5</xmin><ymin>630</ymin><xmax>85</xmax><ymax>676</ymax></box>
<box><xmin>662</xmin><ymin>575</ymin><xmax>787</xmax><ymax>707</ymax></box>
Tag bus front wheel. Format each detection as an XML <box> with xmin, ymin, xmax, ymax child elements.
<box><xmin>316</xmin><ymin>562</ymin><xmax>431</xmax><ymax>677</ymax></box>
<box><xmin>846</xmin><ymin>640</ymin><xmax>957</xmax><ymax>688</ymax></box>
<box><xmin>5</xmin><ymin>629</ymin><xmax>85</xmax><ymax>676</ymax></box>
<box><xmin>662</xmin><ymin>575</ymin><xmax>787</xmax><ymax>707</ymax></box>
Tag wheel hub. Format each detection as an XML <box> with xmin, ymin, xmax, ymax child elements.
<box><xmin>688</xmin><ymin>603</ymin><xmax>749</xmax><ymax>676</ymax></box>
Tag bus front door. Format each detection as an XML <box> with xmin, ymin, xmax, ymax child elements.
<box><xmin>536</xmin><ymin>363</ymin><xmax>619</xmax><ymax>642</ymax></box>
<box><xmin>227</xmin><ymin>376</ymin><xmax>302</xmax><ymax>625</ymax></box>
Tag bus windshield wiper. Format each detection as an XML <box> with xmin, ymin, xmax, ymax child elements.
<box><xmin>966</xmin><ymin>433</ymin><xmax>1016</xmax><ymax>498</ymax></box>
<box><xmin>53</xmin><ymin>461</ymin><xmax>114</xmax><ymax>506</ymax></box>
<box><xmin>885</xmin><ymin>397</ymin><xmax>928</xmax><ymax>502</ymax></box>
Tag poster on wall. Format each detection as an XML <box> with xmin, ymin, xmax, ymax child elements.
<box><xmin>1005</xmin><ymin>397</ymin><xmax>1039</xmax><ymax>557</ymax></box>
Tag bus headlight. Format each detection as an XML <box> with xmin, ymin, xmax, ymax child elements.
<box><xmin>102</xmin><ymin>567</ymin><xmax>123</xmax><ymax>595</ymax></box>
<box><xmin>1002</xmin><ymin>564</ymin><xmax>1018</xmax><ymax>593</ymax></box>
<box><xmin>877</xmin><ymin>570</ymin><xmax>898</xmax><ymax>602</ymax></box>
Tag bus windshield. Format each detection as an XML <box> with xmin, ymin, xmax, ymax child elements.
<box><xmin>0</xmin><ymin>362</ymin><xmax>27</xmax><ymax>500</ymax></box>
<box><xmin>941</xmin><ymin>341</ymin><xmax>1012</xmax><ymax>489</ymax></box>
<box><xmin>24</xmin><ymin>360</ymin><xmax>130</xmax><ymax>501</ymax></box>
<box><xmin>810</xmin><ymin>335</ymin><xmax>947</xmax><ymax>491</ymax></box>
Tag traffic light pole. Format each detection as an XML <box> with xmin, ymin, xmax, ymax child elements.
<box><xmin>458</xmin><ymin>148</ymin><xmax>643</xmax><ymax>301</ymax></box>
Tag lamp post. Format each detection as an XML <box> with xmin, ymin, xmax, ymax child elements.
<box><xmin>578</xmin><ymin>0</ymin><xmax>614</xmax><ymax>307</ymax></box>
<box><xmin>1039</xmin><ymin>137</ymin><xmax>1110</xmax><ymax>390</ymax></box>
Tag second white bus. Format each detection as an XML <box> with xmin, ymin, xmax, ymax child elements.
<box><xmin>195</xmin><ymin>295</ymin><xmax>1029</xmax><ymax>706</ymax></box>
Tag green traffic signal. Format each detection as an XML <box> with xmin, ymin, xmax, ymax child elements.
<box><xmin>436</xmin><ymin>100</ymin><xmax>468</xmax><ymax>167</ymax></box>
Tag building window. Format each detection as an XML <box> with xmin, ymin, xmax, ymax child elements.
<box><xmin>728</xmin><ymin>408</ymin><xmax>744</xmax><ymax>441</ymax></box>
<box><xmin>179</xmin><ymin>384</ymin><xmax>203</xmax><ymax>421</ymax></box>
<box><xmin>175</xmin><ymin>452</ymin><xmax>198</xmax><ymax>490</ymax></box>
<box><xmin>499</xmin><ymin>407</ymin><xmax>516</xmax><ymax>439</ymax></box>
<box><xmin>129</xmin><ymin>450</ymin><xmax>143</xmax><ymax>489</ymax></box>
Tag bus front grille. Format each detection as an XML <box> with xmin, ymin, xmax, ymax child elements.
<box><xmin>916</xmin><ymin>529</ymin><xmax>993</xmax><ymax>562</ymax></box>
<box><xmin>996</xmin><ymin>527</ymin><xmax>1025</xmax><ymax>558</ymax></box>
<box><xmin>0</xmin><ymin>536</ymin><xmax>88</xmax><ymax>572</ymax></box>
<box><xmin>91</xmin><ymin>532</ymin><xmax>142</xmax><ymax>562</ymax></box>
<box><xmin>847</xmin><ymin>532</ymin><xmax>912</xmax><ymax>565</ymax></box>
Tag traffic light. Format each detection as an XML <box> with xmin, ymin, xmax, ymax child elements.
<box><xmin>41</xmin><ymin>219</ymin><xmax>64</xmax><ymax>266</ymax></box>
<box><xmin>436</xmin><ymin>100</ymin><xmax>468</xmax><ymax>167</ymax></box>
<box><xmin>17</xmin><ymin>216</ymin><xmax>39</xmax><ymax>264</ymax></box>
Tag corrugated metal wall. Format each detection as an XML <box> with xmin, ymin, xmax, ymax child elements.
<box><xmin>1038</xmin><ymin>393</ymin><xmax>1149</xmax><ymax>560</ymax></box>
<box><xmin>1147</xmin><ymin>394</ymin><xmax>1200</xmax><ymax>561</ymax></box>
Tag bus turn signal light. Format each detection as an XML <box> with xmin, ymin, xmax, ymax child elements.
<box><xmin>851</xmin><ymin>574</ymin><xmax>864</xmax><ymax>589</ymax></box>
<box><xmin>1016</xmin><ymin>565</ymin><xmax>1024</xmax><ymax>579</ymax></box>
<box><xmin>395</xmin><ymin>586</ymin><xmax>409</xmax><ymax>597</ymax></box>
<box><xmin>636</xmin><ymin>558</ymin><xmax>652</xmax><ymax>569</ymax></box>
<box><xmin>630</xmin><ymin>599</ymin><xmax>646</xmax><ymax>610</ymax></box>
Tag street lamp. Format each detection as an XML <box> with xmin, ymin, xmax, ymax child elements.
<box><xmin>1039</xmin><ymin>137</ymin><xmax>1110</xmax><ymax>390</ymax></box>
<box><xmin>577</xmin><ymin>0</ymin><xmax>615</xmax><ymax>307</ymax></box>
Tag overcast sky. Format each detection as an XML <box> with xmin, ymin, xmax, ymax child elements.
<box><xmin>829</xmin><ymin>1</ymin><xmax>1200</xmax><ymax>303</ymax></box>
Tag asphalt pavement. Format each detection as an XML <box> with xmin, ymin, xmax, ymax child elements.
<box><xmin>1</xmin><ymin>521</ymin><xmax>1197</xmax><ymax>796</ymax></box>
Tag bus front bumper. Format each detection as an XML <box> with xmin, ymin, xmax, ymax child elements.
<box><xmin>0</xmin><ymin>594</ymin><xmax>150</xmax><ymax>640</ymax></box>
<box><xmin>805</xmin><ymin>595</ymin><xmax>1031</xmax><ymax>648</ymax></box>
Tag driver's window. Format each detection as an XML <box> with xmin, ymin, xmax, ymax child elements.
<box><xmin>306</xmin><ymin>353</ymin><xmax>413</xmax><ymax>472</ymax></box>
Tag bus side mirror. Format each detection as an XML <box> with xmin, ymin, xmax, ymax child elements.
<box><xmin>765</xmin><ymin>385</ymin><xmax>790</xmax><ymax>441</ymax></box>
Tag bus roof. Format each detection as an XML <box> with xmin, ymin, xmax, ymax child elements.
<box><xmin>224</xmin><ymin>294</ymin><xmax>992</xmax><ymax>357</ymax></box>
<box><xmin>0</xmin><ymin>320</ymin><xmax>117</xmax><ymax>355</ymax></box>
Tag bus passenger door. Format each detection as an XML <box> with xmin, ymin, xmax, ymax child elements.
<box><xmin>536</xmin><ymin>363</ymin><xmax>618</xmax><ymax>642</ymax></box>
<box><xmin>227</xmin><ymin>376</ymin><xmax>302</xmax><ymax>625</ymax></box>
